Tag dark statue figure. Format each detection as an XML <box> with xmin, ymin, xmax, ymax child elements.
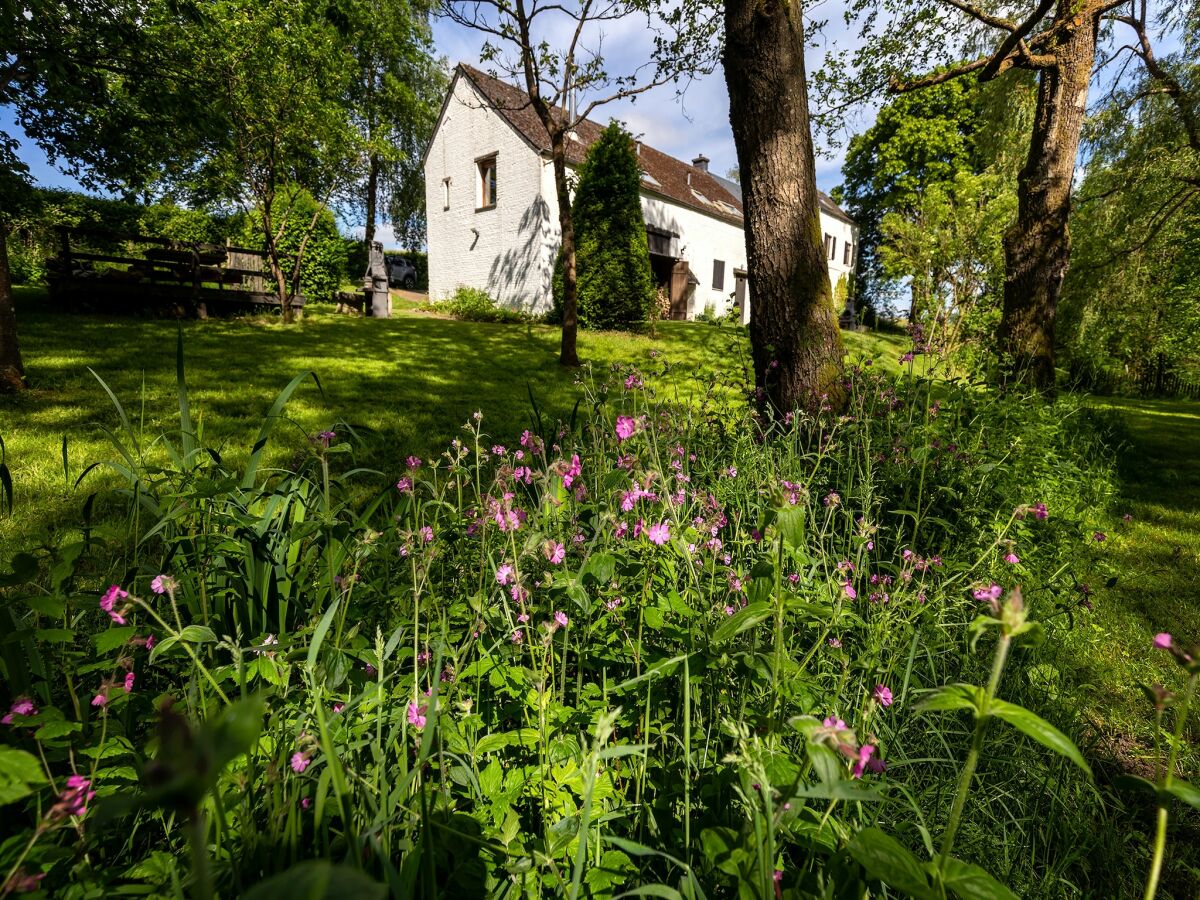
<box><xmin>363</xmin><ymin>240</ymin><xmax>390</xmax><ymax>318</ymax></box>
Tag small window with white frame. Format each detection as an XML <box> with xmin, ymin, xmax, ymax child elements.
<box><xmin>476</xmin><ymin>154</ymin><xmax>497</xmax><ymax>210</ymax></box>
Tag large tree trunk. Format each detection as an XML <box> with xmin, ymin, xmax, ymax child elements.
<box><xmin>0</xmin><ymin>226</ymin><xmax>27</xmax><ymax>392</ymax></box>
<box><xmin>723</xmin><ymin>0</ymin><xmax>844</xmax><ymax>415</ymax></box>
<box><xmin>998</xmin><ymin>4</ymin><xmax>1098</xmax><ymax>390</ymax></box>
<box><xmin>550</xmin><ymin>137</ymin><xmax>580</xmax><ymax>367</ymax></box>
<box><xmin>365</xmin><ymin>154</ymin><xmax>379</xmax><ymax>246</ymax></box>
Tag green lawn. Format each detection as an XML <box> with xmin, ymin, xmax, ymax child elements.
<box><xmin>0</xmin><ymin>286</ymin><xmax>909</xmax><ymax>560</ymax></box>
<box><xmin>1064</xmin><ymin>397</ymin><xmax>1200</xmax><ymax>772</ymax></box>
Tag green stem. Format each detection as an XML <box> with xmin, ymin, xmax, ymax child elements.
<box><xmin>937</xmin><ymin>633</ymin><xmax>1010</xmax><ymax>872</ymax></box>
<box><xmin>186</xmin><ymin>809</ymin><xmax>214</xmax><ymax>900</ymax></box>
<box><xmin>1143</xmin><ymin>674</ymin><xmax>1196</xmax><ymax>900</ymax></box>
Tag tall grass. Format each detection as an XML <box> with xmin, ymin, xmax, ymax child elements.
<box><xmin>2</xmin><ymin>339</ymin><xmax>1191</xmax><ymax>898</ymax></box>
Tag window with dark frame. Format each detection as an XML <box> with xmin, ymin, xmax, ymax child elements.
<box><xmin>843</xmin><ymin>241</ymin><xmax>852</xmax><ymax>266</ymax></box>
<box><xmin>829</xmin><ymin>236</ymin><xmax>837</xmax><ymax>260</ymax></box>
<box><xmin>823</xmin><ymin>234</ymin><xmax>832</xmax><ymax>259</ymax></box>
<box><xmin>442</xmin><ymin>177</ymin><xmax>451</xmax><ymax>210</ymax></box>
<box><xmin>712</xmin><ymin>259</ymin><xmax>725</xmax><ymax>291</ymax></box>
<box><xmin>476</xmin><ymin>155</ymin><xmax>497</xmax><ymax>209</ymax></box>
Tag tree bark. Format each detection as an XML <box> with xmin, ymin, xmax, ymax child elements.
<box><xmin>723</xmin><ymin>0</ymin><xmax>844</xmax><ymax>416</ymax></box>
<box><xmin>365</xmin><ymin>153</ymin><xmax>379</xmax><ymax>246</ymax></box>
<box><xmin>550</xmin><ymin>136</ymin><xmax>580</xmax><ymax>367</ymax></box>
<box><xmin>0</xmin><ymin>225</ymin><xmax>27</xmax><ymax>392</ymax></box>
<box><xmin>998</xmin><ymin>2</ymin><xmax>1098</xmax><ymax>390</ymax></box>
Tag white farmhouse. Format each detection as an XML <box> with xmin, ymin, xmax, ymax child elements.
<box><xmin>423</xmin><ymin>64</ymin><xmax>859</xmax><ymax>324</ymax></box>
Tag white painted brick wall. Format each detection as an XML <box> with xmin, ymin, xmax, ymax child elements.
<box><xmin>424</xmin><ymin>75</ymin><xmax>556</xmax><ymax>311</ymax></box>
<box><xmin>425</xmin><ymin>78</ymin><xmax>859</xmax><ymax>321</ymax></box>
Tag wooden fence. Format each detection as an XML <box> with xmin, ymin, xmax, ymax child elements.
<box><xmin>1067</xmin><ymin>360</ymin><xmax>1200</xmax><ymax>401</ymax></box>
<box><xmin>47</xmin><ymin>226</ymin><xmax>302</xmax><ymax>317</ymax></box>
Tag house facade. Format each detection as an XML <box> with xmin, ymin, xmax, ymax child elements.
<box><xmin>423</xmin><ymin>64</ymin><xmax>859</xmax><ymax>324</ymax></box>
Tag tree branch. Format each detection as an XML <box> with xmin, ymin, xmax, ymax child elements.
<box><xmin>890</xmin><ymin>57</ymin><xmax>989</xmax><ymax>93</ymax></box>
<box><xmin>979</xmin><ymin>0</ymin><xmax>1058</xmax><ymax>80</ymax></box>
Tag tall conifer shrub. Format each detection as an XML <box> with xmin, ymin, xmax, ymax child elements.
<box><xmin>553</xmin><ymin>122</ymin><xmax>655</xmax><ymax>330</ymax></box>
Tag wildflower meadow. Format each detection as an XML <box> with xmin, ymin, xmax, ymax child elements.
<box><xmin>2</xmin><ymin>335</ymin><xmax>1196</xmax><ymax>898</ymax></box>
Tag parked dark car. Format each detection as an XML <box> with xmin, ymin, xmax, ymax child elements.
<box><xmin>387</xmin><ymin>257</ymin><xmax>417</xmax><ymax>289</ymax></box>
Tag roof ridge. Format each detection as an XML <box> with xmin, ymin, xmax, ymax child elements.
<box><xmin>454</xmin><ymin>62</ymin><xmax>855</xmax><ymax>227</ymax></box>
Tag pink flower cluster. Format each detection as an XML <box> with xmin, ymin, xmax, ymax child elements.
<box><xmin>99</xmin><ymin>585</ymin><xmax>129</xmax><ymax>625</ymax></box>
<box><xmin>2</xmin><ymin>698</ymin><xmax>37</xmax><ymax>725</ymax></box>
<box><xmin>51</xmin><ymin>775</ymin><xmax>95</xmax><ymax>820</ymax></box>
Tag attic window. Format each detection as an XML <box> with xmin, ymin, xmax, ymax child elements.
<box><xmin>476</xmin><ymin>154</ymin><xmax>498</xmax><ymax>210</ymax></box>
<box><xmin>641</xmin><ymin>171</ymin><xmax>661</xmax><ymax>187</ymax></box>
<box><xmin>718</xmin><ymin>201</ymin><xmax>738</xmax><ymax>215</ymax></box>
<box><xmin>690</xmin><ymin>188</ymin><xmax>710</xmax><ymax>205</ymax></box>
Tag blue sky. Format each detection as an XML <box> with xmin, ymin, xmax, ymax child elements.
<box><xmin>4</xmin><ymin>5</ymin><xmax>865</xmax><ymax>250</ymax></box>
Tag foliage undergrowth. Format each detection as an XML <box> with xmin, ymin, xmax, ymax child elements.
<box><xmin>432</xmin><ymin>287</ymin><xmax>537</xmax><ymax>324</ymax></box>
<box><xmin>2</xmin><ymin>338</ymin><xmax>1196</xmax><ymax>898</ymax></box>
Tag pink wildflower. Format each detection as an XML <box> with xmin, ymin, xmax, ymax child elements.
<box><xmin>419</xmin><ymin>526</ymin><xmax>434</xmax><ymax>543</ymax></box>
<box><xmin>851</xmin><ymin>744</ymin><xmax>877</xmax><ymax>779</ymax></box>
<box><xmin>53</xmin><ymin>775</ymin><xmax>94</xmax><ymax>819</ymax></box>
<box><xmin>1094</xmin><ymin>531</ymin><xmax>1107</xmax><ymax>542</ymax></box>
<box><xmin>150</xmin><ymin>574</ymin><xmax>174</xmax><ymax>594</ymax></box>
<box><xmin>395</xmin><ymin>476</ymin><xmax>414</xmax><ymax>493</ymax></box>
<box><xmin>873</xmin><ymin>684</ymin><xmax>893</xmax><ymax>707</ymax></box>
<box><xmin>1154</xmin><ymin>633</ymin><xmax>1173</xmax><ymax>649</ymax></box>
<box><xmin>511</xmin><ymin>629</ymin><xmax>524</xmax><ymax>645</ymax></box>
<box><xmin>646</xmin><ymin>521</ymin><xmax>670</xmax><ymax>545</ymax></box>
<box><xmin>554</xmin><ymin>610</ymin><xmax>569</xmax><ymax>628</ymax></box>
<box><xmin>615</xmin><ymin>416</ymin><xmax>637</xmax><ymax>441</ymax></box>
<box><xmin>1003</xmin><ymin>552</ymin><xmax>1020</xmax><ymax>564</ymax></box>
<box><xmin>842</xmin><ymin>579</ymin><xmax>857</xmax><ymax>600</ymax></box>
<box><xmin>91</xmin><ymin>692</ymin><xmax>107</xmax><ymax>707</ymax></box>
<box><xmin>496</xmin><ymin>564</ymin><xmax>514</xmax><ymax>585</ymax></box>
<box><xmin>291</xmin><ymin>752</ymin><xmax>310</xmax><ymax>773</ymax></box>
<box><xmin>123</xmin><ymin>672</ymin><xmax>135</xmax><ymax>693</ymax></box>
<box><xmin>972</xmin><ymin>584</ymin><xmax>1003</xmax><ymax>602</ymax></box>
<box><xmin>545</xmin><ymin>542</ymin><xmax>566</xmax><ymax>564</ymax></box>
<box><xmin>2</xmin><ymin>698</ymin><xmax>37</xmax><ymax>724</ymax></box>
<box><xmin>407</xmin><ymin>702</ymin><xmax>427</xmax><ymax>729</ymax></box>
<box><xmin>145</xmin><ymin>633</ymin><xmax>156</xmax><ymax>651</ymax></box>
<box><xmin>406</xmin><ymin>455</ymin><xmax>422</xmax><ymax>469</ymax></box>
<box><xmin>828</xmin><ymin>637</ymin><xmax>842</xmax><ymax>648</ymax></box>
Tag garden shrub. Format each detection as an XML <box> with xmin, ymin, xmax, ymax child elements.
<box><xmin>432</xmin><ymin>286</ymin><xmax>531</xmax><ymax>323</ymax></box>
<box><xmin>240</xmin><ymin>189</ymin><xmax>346</xmax><ymax>303</ymax></box>
<box><xmin>552</xmin><ymin>122</ymin><xmax>656</xmax><ymax>331</ymax></box>
<box><xmin>0</xmin><ymin>339</ymin><xmax>1185</xmax><ymax>898</ymax></box>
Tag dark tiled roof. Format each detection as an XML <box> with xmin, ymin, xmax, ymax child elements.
<box><xmin>458</xmin><ymin>64</ymin><xmax>750</xmax><ymax>226</ymax></box>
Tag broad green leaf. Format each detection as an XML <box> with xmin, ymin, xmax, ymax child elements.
<box><xmin>94</xmin><ymin>626</ymin><xmax>138</xmax><ymax>654</ymax></box>
<box><xmin>1163</xmin><ymin>779</ymin><xmax>1200</xmax><ymax>810</ymax></box>
<box><xmin>776</xmin><ymin>503</ymin><xmax>806</xmax><ymax>548</ymax></box>
<box><xmin>35</xmin><ymin>628</ymin><xmax>75</xmax><ymax>644</ymax></box>
<box><xmin>988</xmin><ymin>699</ymin><xmax>1091</xmax><ymax>775</ymax></box>
<box><xmin>0</xmin><ymin>746</ymin><xmax>46</xmax><ymax>806</ymax></box>
<box><xmin>1113</xmin><ymin>774</ymin><xmax>1158</xmax><ymax>797</ymax></box>
<box><xmin>242</xmin><ymin>861</ymin><xmax>386</xmax><ymax>900</ymax></box>
<box><xmin>916</xmin><ymin>684</ymin><xmax>984</xmax><ymax>715</ymax></box>
<box><xmin>35</xmin><ymin>720</ymin><xmax>82</xmax><ymax>742</ymax></box>
<box><xmin>846</xmin><ymin>827</ymin><xmax>935</xmax><ymax>898</ymax></box>
<box><xmin>939</xmin><ymin>857</ymin><xmax>1019</xmax><ymax>900</ymax></box>
<box><xmin>712</xmin><ymin>601</ymin><xmax>772</xmax><ymax>644</ymax></box>
<box><xmin>177</xmin><ymin>625</ymin><xmax>217</xmax><ymax>644</ymax></box>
